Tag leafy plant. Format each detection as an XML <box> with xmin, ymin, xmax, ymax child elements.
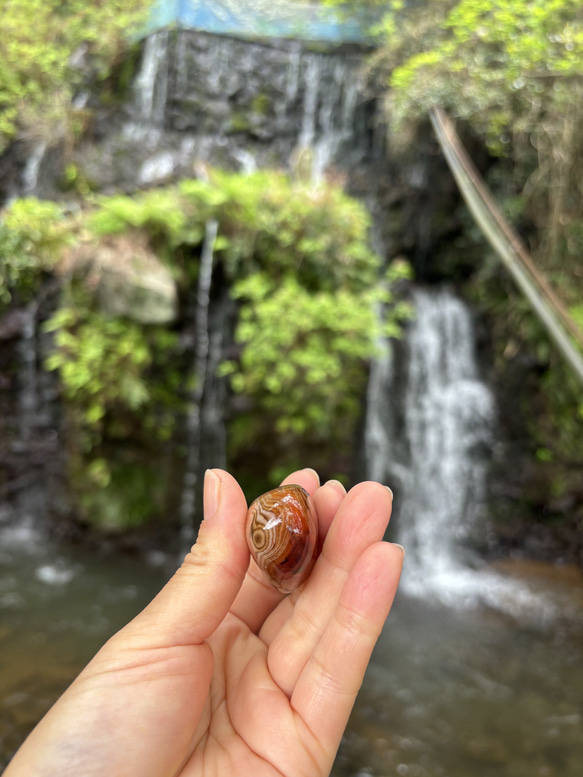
<box><xmin>179</xmin><ymin>170</ymin><xmax>380</xmax><ymax>289</ymax></box>
<box><xmin>0</xmin><ymin>197</ymin><xmax>70</xmax><ymax>306</ymax></box>
<box><xmin>34</xmin><ymin>168</ymin><xmax>411</xmax><ymax>520</ymax></box>
<box><xmin>0</xmin><ymin>0</ymin><xmax>149</xmax><ymax>151</ymax></box>
<box><xmin>44</xmin><ymin>307</ymin><xmax>152</xmax><ymax>445</ymax></box>
<box><xmin>221</xmin><ymin>261</ymin><xmax>412</xmax><ymax>477</ymax></box>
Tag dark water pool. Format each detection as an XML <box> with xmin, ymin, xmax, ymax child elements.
<box><xmin>1</xmin><ymin>523</ymin><xmax>582</xmax><ymax>775</ymax></box>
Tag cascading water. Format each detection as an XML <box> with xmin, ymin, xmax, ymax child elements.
<box><xmin>294</xmin><ymin>51</ymin><xmax>363</xmax><ymax>182</ymax></box>
<box><xmin>132</xmin><ymin>29</ymin><xmax>169</xmax><ymax>129</ymax></box>
<box><xmin>396</xmin><ymin>288</ymin><xmax>495</xmax><ymax>580</ymax></box>
<box><xmin>367</xmin><ymin>287</ymin><xmax>495</xmax><ymax>587</ymax></box>
<box><xmin>116</xmin><ymin>28</ymin><xmax>377</xmax><ymax>187</ymax></box>
<box><xmin>178</xmin><ymin>219</ymin><xmax>219</xmax><ymax>549</ymax></box>
<box><xmin>18</xmin><ymin>301</ymin><xmax>39</xmax><ymax>444</ymax></box>
<box><xmin>20</xmin><ymin>142</ymin><xmax>47</xmax><ymax>196</ymax></box>
<box><xmin>367</xmin><ymin>287</ymin><xmax>557</xmax><ymax>617</ymax></box>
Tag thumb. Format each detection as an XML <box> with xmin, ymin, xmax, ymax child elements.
<box><xmin>125</xmin><ymin>469</ymin><xmax>250</xmax><ymax>648</ymax></box>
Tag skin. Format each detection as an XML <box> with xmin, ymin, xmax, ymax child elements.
<box><xmin>5</xmin><ymin>468</ymin><xmax>404</xmax><ymax>777</ymax></box>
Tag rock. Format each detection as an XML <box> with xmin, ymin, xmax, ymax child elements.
<box><xmin>64</xmin><ymin>233</ymin><xmax>178</xmax><ymax>325</ymax></box>
<box><xmin>0</xmin><ymin>309</ymin><xmax>29</xmax><ymax>341</ymax></box>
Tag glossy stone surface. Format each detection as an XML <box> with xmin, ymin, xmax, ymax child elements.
<box><xmin>245</xmin><ymin>484</ymin><xmax>318</xmax><ymax>594</ymax></box>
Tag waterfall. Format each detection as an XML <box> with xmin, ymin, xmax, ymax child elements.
<box><xmin>122</xmin><ymin>29</ymin><xmax>171</xmax><ymax>183</ymax></box>
<box><xmin>21</xmin><ymin>142</ymin><xmax>47</xmax><ymax>196</ymax></box>
<box><xmin>18</xmin><ymin>301</ymin><xmax>40</xmax><ymax>443</ymax></box>
<box><xmin>294</xmin><ymin>51</ymin><xmax>364</xmax><ymax>182</ymax></box>
<box><xmin>133</xmin><ymin>30</ymin><xmax>169</xmax><ymax>128</ymax></box>
<box><xmin>112</xmin><ymin>29</ymin><xmax>377</xmax><ymax>188</ymax></box>
<box><xmin>178</xmin><ymin>219</ymin><xmax>219</xmax><ymax>550</ymax></box>
<box><xmin>366</xmin><ymin>288</ymin><xmax>496</xmax><ymax>598</ymax></box>
<box><xmin>366</xmin><ymin>287</ymin><xmax>561</xmax><ymax>615</ymax></box>
<box><xmin>398</xmin><ymin>289</ymin><xmax>494</xmax><ymax>574</ymax></box>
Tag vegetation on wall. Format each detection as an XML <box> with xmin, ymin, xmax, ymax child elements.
<box><xmin>86</xmin><ymin>170</ymin><xmax>411</xmax><ymax>480</ymax></box>
<box><xmin>0</xmin><ymin>197</ymin><xmax>70</xmax><ymax>307</ymax></box>
<box><xmin>0</xmin><ymin>0</ymin><xmax>149</xmax><ymax>152</ymax></box>
<box><xmin>381</xmin><ymin>0</ymin><xmax>583</xmax><ymax>284</ymax></box>
<box><xmin>1</xmin><ymin>170</ymin><xmax>410</xmax><ymax>527</ymax></box>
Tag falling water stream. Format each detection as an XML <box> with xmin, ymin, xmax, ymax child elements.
<box><xmin>366</xmin><ymin>288</ymin><xmax>563</xmax><ymax>616</ymax></box>
<box><xmin>342</xmin><ymin>286</ymin><xmax>583</xmax><ymax>777</ymax></box>
<box><xmin>178</xmin><ymin>218</ymin><xmax>218</xmax><ymax>549</ymax></box>
<box><xmin>17</xmin><ymin>302</ymin><xmax>39</xmax><ymax>444</ymax></box>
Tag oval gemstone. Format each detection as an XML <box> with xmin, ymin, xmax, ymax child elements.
<box><xmin>245</xmin><ymin>484</ymin><xmax>318</xmax><ymax>594</ymax></box>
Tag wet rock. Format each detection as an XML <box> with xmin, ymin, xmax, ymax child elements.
<box><xmin>62</xmin><ymin>233</ymin><xmax>178</xmax><ymax>325</ymax></box>
<box><xmin>0</xmin><ymin>309</ymin><xmax>29</xmax><ymax>341</ymax></box>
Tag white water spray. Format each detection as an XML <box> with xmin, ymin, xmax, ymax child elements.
<box><xmin>366</xmin><ymin>287</ymin><xmax>558</xmax><ymax>618</ymax></box>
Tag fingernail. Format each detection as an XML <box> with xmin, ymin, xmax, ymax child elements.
<box><xmin>384</xmin><ymin>485</ymin><xmax>394</xmax><ymax>498</ymax></box>
<box><xmin>392</xmin><ymin>543</ymin><xmax>406</xmax><ymax>558</ymax></box>
<box><xmin>325</xmin><ymin>479</ymin><xmax>346</xmax><ymax>494</ymax></box>
<box><xmin>204</xmin><ymin>469</ymin><xmax>221</xmax><ymax>520</ymax></box>
<box><xmin>303</xmin><ymin>467</ymin><xmax>320</xmax><ymax>485</ymax></box>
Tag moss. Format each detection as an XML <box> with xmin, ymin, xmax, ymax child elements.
<box><xmin>74</xmin><ymin>450</ymin><xmax>170</xmax><ymax>531</ymax></box>
<box><xmin>228</xmin><ymin>113</ymin><xmax>252</xmax><ymax>133</ymax></box>
<box><xmin>250</xmin><ymin>93</ymin><xmax>271</xmax><ymax>116</ymax></box>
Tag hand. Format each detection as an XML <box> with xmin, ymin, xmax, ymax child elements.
<box><xmin>5</xmin><ymin>468</ymin><xmax>404</xmax><ymax>777</ymax></box>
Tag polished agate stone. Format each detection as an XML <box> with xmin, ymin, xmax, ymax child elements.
<box><xmin>245</xmin><ymin>484</ymin><xmax>318</xmax><ymax>594</ymax></box>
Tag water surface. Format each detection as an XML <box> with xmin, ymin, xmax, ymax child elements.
<box><xmin>1</xmin><ymin>526</ymin><xmax>582</xmax><ymax>775</ymax></box>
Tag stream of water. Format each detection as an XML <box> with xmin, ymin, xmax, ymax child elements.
<box><xmin>336</xmin><ymin>576</ymin><xmax>583</xmax><ymax>777</ymax></box>
<box><xmin>0</xmin><ymin>524</ymin><xmax>169</xmax><ymax>768</ymax></box>
<box><xmin>1</xmin><ymin>523</ymin><xmax>582</xmax><ymax>774</ymax></box>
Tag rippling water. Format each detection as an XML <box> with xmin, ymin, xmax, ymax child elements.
<box><xmin>1</xmin><ymin>524</ymin><xmax>582</xmax><ymax>775</ymax></box>
<box><xmin>335</xmin><ymin>563</ymin><xmax>583</xmax><ymax>777</ymax></box>
<box><xmin>0</xmin><ymin>525</ymin><xmax>169</xmax><ymax>768</ymax></box>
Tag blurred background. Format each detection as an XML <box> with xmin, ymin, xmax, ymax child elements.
<box><xmin>1</xmin><ymin>0</ymin><xmax>582</xmax><ymax>773</ymax></box>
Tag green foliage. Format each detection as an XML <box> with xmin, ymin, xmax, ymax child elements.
<box><xmin>90</xmin><ymin>188</ymin><xmax>192</xmax><ymax>247</ymax></box>
<box><xmin>179</xmin><ymin>170</ymin><xmax>379</xmax><ymax>289</ymax></box>
<box><xmin>221</xmin><ymin>262</ymin><xmax>412</xmax><ymax>481</ymax></box>
<box><xmin>0</xmin><ymin>197</ymin><xmax>70</xmax><ymax>306</ymax></box>
<box><xmin>0</xmin><ymin>0</ymin><xmax>149</xmax><ymax>151</ymax></box>
<box><xmin>28</xmin><ymin>168</ymin><xmax>410</xmax><ymax>519</ymax></box>
<box><xmin>89</xmin><ymin>171</ymin><xmax>378</xmax><ymax>289</ymax></box>
<box><xmin>44</xmin><ymin>306</ymin><xmax>153</xmax><ymax>446</ymax></box>
<box><xmin>385</xmin><ymin>0</ymin><xmax>583</xmax><ymax>147</ymax></box>
<box><xmin>88</xmin><ymin>169</ymin><xmax>381</xmax><ymax>290</ymax></box>
<box><xmin>376</xmin><ymin>1</ymin><xmax>583</xmax><ymax>282</ymax></box>
<box><xmin>224</xmin><ymin>274</ymin><xmax>377</xmax><ymax>437</ymax></box>
<box><xmin>44</xmin><ymin>303</ymin><xmax>181</xmax><ymax>446</ymax></box>
<box><xmin>83</xmin><ymin>170</ymin><xmax>410</xmax><ymax>479</ymax></box>
<box><xmin>41</xmin><ymin>284</ymin><xmax>182</xmax><ymax>530</ymax></box>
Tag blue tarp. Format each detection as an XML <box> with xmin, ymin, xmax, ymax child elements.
<box><xmin>143</xmin><ymin>0</ymin><xmax>376</xmax><ymax>45</ymax></box>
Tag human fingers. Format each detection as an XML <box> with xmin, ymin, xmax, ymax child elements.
<box><xmin>312</xmin><ymin>478</ymin><xmax>347</xmax><ymax>549</ymax></box>
<box><xmin>292</xmin><ymin>541</ymin><xmax>404</xmax><ymax>771</ymax></box>
<box><xmin>4</xmin><ymin>471</ymin><xmax>251</xmax><ymax>777</ymax></box>
<box><xmin>228</xmin><ymin>469</ymin><xmax>342</xmax><ymax>634</ymax></box>
<box><xmin>263</xmin><ymin>481</ymin><xmax>393</xmax><ymax>696</ymax></box>
<box><xmin>120</xmin><ymin>468</ymin><xmax>249</xmax><ymax>648</ymax></box>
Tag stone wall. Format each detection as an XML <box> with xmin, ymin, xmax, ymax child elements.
<box><xmin>68</xmin><ymin>29</ymin><xmax>386</xmax><ymax>195</ymax></box>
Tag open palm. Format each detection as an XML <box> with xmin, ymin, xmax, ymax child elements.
<box><xmin>6</xmin><ymin>469</ymin><xmax>403</xmax><ymax>777</ymax></box>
